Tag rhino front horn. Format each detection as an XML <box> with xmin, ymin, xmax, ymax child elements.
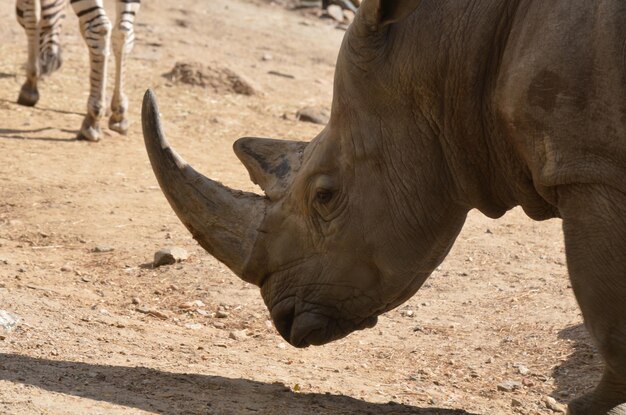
<box><xmin>142</xmin><ymin>89</ymin><xmax>267</xmax><ymax>281</ymax></box>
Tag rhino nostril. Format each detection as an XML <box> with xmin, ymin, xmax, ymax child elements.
<box><xmin>271</xmin><ymin>299</ymin><xmax>296</xmax><ymax>342</ymax></box>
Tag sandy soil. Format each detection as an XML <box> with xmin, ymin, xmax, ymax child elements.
<box><xmin>0</xmin><ymin>1</ymin><xmax>603</xmax><ymax>414</ymax></box>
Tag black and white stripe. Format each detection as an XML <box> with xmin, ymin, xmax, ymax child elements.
<box><xmin>15</xmin><ymin>0</ymin><xmax>141</xmax><ymax>142</ymax></box>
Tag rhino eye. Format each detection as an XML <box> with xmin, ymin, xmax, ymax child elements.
<box><xmin>315</xmin><ymin>189</ymin><xmax>334</xmax><ymax>205</ymax></box>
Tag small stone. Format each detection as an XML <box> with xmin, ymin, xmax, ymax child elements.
<box><xmin>213</xmin><ymin>321</ymin><xmax>226</xmax><ymax>329</ymax></box>
<box><xmin>511</xmin><ymin>398</ymin><xmax>523</xmax><ymax>408</ymax></box>
<box><xmin>185</xmin><ymin>323</ymin><xmax>202</xmax><ymax>330</ymax></box>
<box><xmin>153</xmin><ymin>247</ymin><xmax>189</xmax><ymax>267</ymax></box>
<box><xmin>543</xmin><ymin>396</ymin><xmax>566</xmax><ymax>413</ymax></box>
<box><xmin>261</xmin><ymin>53</ymin><xmax>273</xmax><ymax>61</ymax></box>
<box><xmin>277</xmin><ymin>342</ymin><xmax>287</xmax><ymax>349</ymax></box>
<box><xmin>215</xmin><ymin>310</ymin><xmax>229</xmax><ymax>318</ymax></box>
<box><xmin>326</xmin><ymin>4</ymin><xmax>344</xmax><ymax>22</ymax></box>
<box><xmin>497</xmin><ymin>380</ymin><xmax>522</xmax><ymax>392</ymax></box>
<box><xmin>516</xmin><ymin>364</ymin><xmax>530</xmax><ymax>375</ymax></box>
<box><xmin>179</xmin><ymin>300</ymin><xmax>206</xmax><ymax>310</ymax></box>
<box><xmin>60</xmin><ymin>264</ymin><xmax>73</xmax><ymax>272</ymax></box>
<box><xmin>296</xmin><ymin>106</ymin><xmax>330</xmax><ymax>125</ymax></box>
<box><xmin>228</xmin><ymin>330</ymin><xmax>248</xmax><ymax>341</ymax></box>
<box><xmin>131</xmin><ymin>297</ymin><xmax>141</xmax><ymax>305</ymax></box>
<box><xmin>522</xmin><ymin>377</ymin><xmax>535</xmax><ymax>387</ymax></box>
<box><xmin>135</xmin><ymin>307</ymin><xmax>169</xmax><ymax>320</ymax></box>
<box><xmin>0</xmin><ymin>310</ymin><xmax>19</xmax><ymax>332</ymax></box>
<box><xmin>93</xmin><ymin>244</ymin><xmax>114</xmax><ymax>253</ymax></box>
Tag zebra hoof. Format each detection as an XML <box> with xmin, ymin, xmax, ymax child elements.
<box><xmin>17</xmin><ymin>83</ymin><xmax>39</xmax><ymax>107</ymax></box>
<box><xmin>108</xmin><ymin>117</ymin><xmax>129</xmax><ymax>135</ymax></box>
<box><xmin>77</xmin><ymin>117</ymin><xmax>102</xmax><ymax>142</ymax></box>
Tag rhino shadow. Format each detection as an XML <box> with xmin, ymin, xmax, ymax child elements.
<box><xmin>0</xmin><ymin>353</ymin><xmax>478</xmax><ymax>415</ymax></box>
<box><xmin>551</xmin><ymin>324</ymin><xmax>603</xmax><ymax>402</ymax></box>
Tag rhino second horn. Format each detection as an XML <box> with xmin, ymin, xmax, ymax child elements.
<box><xmin>142</xmin><ymin>89</ymin><xmax>267</xmax><ymax>281</ymax></box>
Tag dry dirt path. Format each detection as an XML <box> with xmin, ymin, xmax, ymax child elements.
<box><xmin>0</xmin><ymin>1</ymin><xmax>601</xmax><ymax>414</ymax></box>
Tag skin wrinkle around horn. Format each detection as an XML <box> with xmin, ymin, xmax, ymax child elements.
<box><xmin>141</xmin><ymin>89</ymin><xmax>267</xmax><ymax>281</ymax></box>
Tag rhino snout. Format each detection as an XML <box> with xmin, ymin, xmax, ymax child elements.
<box><xmin>270</xmin><ymin>296</ymin><xmax>379</xmax><ymax>348</ymax></box>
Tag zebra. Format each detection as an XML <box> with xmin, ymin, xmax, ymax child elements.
<box><xmin>15</xmin><ymin>0</ymin><xmax>141</xmax><ymax>142</ymax></box>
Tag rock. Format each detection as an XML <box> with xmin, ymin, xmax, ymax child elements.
<box><xmin>497</xmin><ymin>380</ymin><xmax>522</xmax><ymax>392</ymax></box>
<box><xmin>516</xmin><ymin>364</ymin><xmax>530</xmax><ymax>375</ymax></box>
<box><xmin>215</xmin><ymin>310</ymin><xmax>229</xmax><ymax>318</ymax></box>
<box><xmin>296</xmin><ymin>106</ymin><xmax>330</xmax><ymax>125</ymax></box>
<box><xmin>135</xmin><ymin>306</ymin><xmax>169</xmax><ymax>320</ymax></box>
<box><xmin>511</xmin><ymin>398</ymin><xmax>523</xmax><ymax>408</ymax></box>
<box><xmin>93</xmin><ymin>244</ymin><xmax>114</xmax><ymax>253</ymax></box>
<box><xmin>0</xmin><ymin>310</ymin><xmax>19</xmax><ymax>332</ymax></box>
<box><xmin>261</xmin><ymin>53</ymin><xmax>273</xmax><ymax>61</ymax></box>
<box><xmin>326</xmin><ymin>4</ymin><xmax>344</xmax><ymax>22</ymax></box>
<box><xmin>179</xmin><ymin>300</ymin><xmax>206</xmax><ymax>310</ymax></box>
<box><xmin>163</xmin><ymin>61</ymin><xmax>259</xmax><ymax>96</ymax></box>
<box><xmin>60</xmin><ymin>264</ymin><xmax>73</xmax><ymax>272</ymax></box>
<box><xmin>229</xmin><ymin>330</ymin><xmax>248</xmax><ymax>341</ymax></box>
<box><xmin>185</xmin><ymin>323</ymin><xmax>202</xmax><ymax>330</ymax></box>
<box><xmin>131</xmin><ymin>297</ymin><xmax>141</xmax><ymax>305</ymax></box>
<box><xmin>153</xmin><ymin>247</ymin><xmax>189</xmax><ymax>267</ymax></box>
<box><xmin>543</xmin><ymin>396</ymin><xmax>566</xmax><ymax>413</ymax></box>
<box><xmin>213</xmin><ymin>321</ymin><xmax>226</xmax><ymax>329</ymax></box>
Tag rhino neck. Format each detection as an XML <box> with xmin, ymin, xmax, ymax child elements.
<box><xmin>390</xmin><ymin>0</ymin><xmax>547</xmax><ymax>220</ymax></box>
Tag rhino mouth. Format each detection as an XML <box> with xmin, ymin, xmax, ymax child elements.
<box><xmin>269</xmin><ymin>294</ymin><xmax>379</xmax><ymax>348</ymax></box>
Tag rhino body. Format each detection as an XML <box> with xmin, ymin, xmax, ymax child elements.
<box><xmin>142</xmin><ymin>1</ymin><xmax>626</xmax><ymax>413</ymax></box>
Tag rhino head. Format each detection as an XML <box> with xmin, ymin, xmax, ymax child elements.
<box><xmin>143</xmin><ymin>0</ymin><xmax>469</xmax><ymax>347</ymax></box>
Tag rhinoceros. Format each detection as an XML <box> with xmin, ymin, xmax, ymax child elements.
<box><xmin>142</xmin><ymin>1</ymin><xmax>626</xmax><ymax>413</ymax></box>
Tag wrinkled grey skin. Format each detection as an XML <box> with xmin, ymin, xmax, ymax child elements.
<box><xmin>142</xmin><ymin>1</ymin><xmax>626</xmax><ymax>413</ymax></box>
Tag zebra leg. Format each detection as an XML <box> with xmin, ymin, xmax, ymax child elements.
<box><xmin>39</xmin><ymin>0</ymin><xmax>66</xmax><ymax>76</ymax></box>
<box><xmin>70</xmin><ymin>0</ymin><xmax>111</xmax><ymax>142</ymax></box>
<box><xmin>109</xmin><ymin>0</ymin><xmax>140</xmax><ymax>135</ymax></box>
<box><xmin>16</xmin><ymin>0</ymin><xmax>41</xmax><ymax>107</ymax></box>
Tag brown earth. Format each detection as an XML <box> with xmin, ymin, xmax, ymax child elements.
<box><xmin>0</xmin><ymin>1</ymin><xmax>603</xmax><ymax>414</ymax></box>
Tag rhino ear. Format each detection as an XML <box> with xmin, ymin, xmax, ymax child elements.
<box><xmin>233</xmin><ymin>137</ymin><xmax>308</xmax><ymax>199</ymax></box>
<box><xmin>359</xmin><ymin>0</ymin><xmax>421</xmax><ymax>30</ymax></box>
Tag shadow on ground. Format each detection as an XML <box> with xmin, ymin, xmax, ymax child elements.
<box><xmin>0</xmin><ymin>127</ymin><xmax>78</xmax><ymax>142</ymax></box>
<box><xmin>551</xmin><ymin>324</ymin><xmax>603</xmax><ymax>403</ymax></box>
<box><xmin>0</xmin><ymin>353</ymin><xmax>478</xmax><ymax>415</ymax></box>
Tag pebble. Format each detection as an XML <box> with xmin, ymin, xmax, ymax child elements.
<box><xmin>511</xmin><ymin>398</ymin><xmax>523</xmax><ymax>408</ymax></box>
<box><xmin>497</xmin><ymin>380</ymin><xmax>522</xmax><ymax>392</ymax></box>
<box><xmin>135</xmin><ymin>306</ymin><xmax>169</xmax><ymax>320</ymax></box>
<box><xmin>185</xmin><ymin>323</ymin><xmax>202</xmax><ymax>330</ymax></box>
<box><xmin>215</xmin><ymin>310</ymin><xmax>229</xmax><ymax>319</ymax></box>
<box><xmin>0</xmin><ymin>310</ymin><xmax>19</xmax><ymax>332</ymax></box>
<box><xmin>543</xmin><ymin>396</ymin><xmax>566</xmax><ymax>413</ymax></box>
<box><xmin>179</xmin><ymin>300</ymin><xmax>206</xmax><ymax>310</ymax></box>
<box><xmin>229</xmin><ymin>330</ymin><xmax>248</xmax><ymax>341</ymax></box>
<box><xmin>60</xmin><ymin>264</ymin><xmax>73</xmax><ymax>272</ymax></box>
<box><xmin>213</xmin><ymin>321</ymin><xmax>226</xmax><ymax>329</ymax></box>
<box><xmin>153</xmin><ymin>247</ymin><xmax>189</xmax><ymax>267</ymax></box>
<box><xmin>296</xmin><ymin>106</ymin><xmax>330</xmax><ymax>125</ymax></box>
<box><xmin>93</xmin><ymin>244</ymin><xmax>114</xmax><ymax>253</ymax></box>
<box><xmin>516</xmin><ymin>364</ymin><xmax>530</xmax><ymax>375</ymax></box>
<box><xmin>261</xmin><ymin>53</ymin><xmax>273</xmax><ymax>61</ymax></box>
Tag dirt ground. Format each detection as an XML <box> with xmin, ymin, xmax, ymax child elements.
<box><xmin>0</xmin><ymin>1</ymin><xmax>605</xmax><ymax>414</ymax></box>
